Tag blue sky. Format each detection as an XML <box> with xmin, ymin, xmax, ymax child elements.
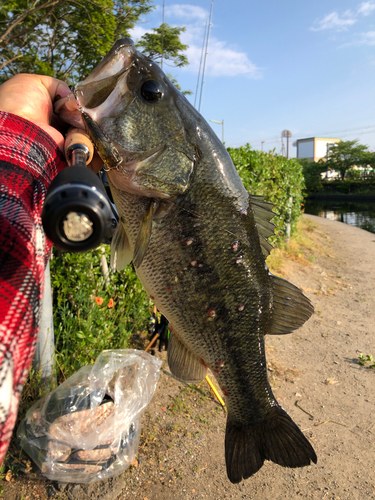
<box><xmin>129</xmin><ymin>1</ymin><xmax>375</xmax><ymax>156</ymax></box>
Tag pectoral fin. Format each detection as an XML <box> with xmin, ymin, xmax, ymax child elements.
<box><xmin>168</xmin><ymin>331</ymin><xmax>207</xmax><ymax>383</ymax></box>
<box><xmin>110</xmin><ymin>222</ymin><xmax>132</xmax><ymax>271</ymax></box>
<box><xmin>133</xmin><ymin>200</ymin><xmax>158</xmax><ymax>268</ymax></box>
<box><xmin>269</xmin><ymin>275</ymin><xmax>314</xmax><ymax>335</ymax></box>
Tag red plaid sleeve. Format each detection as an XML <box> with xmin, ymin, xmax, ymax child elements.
<box><xmin>0</xmin><ymin>111</ymin><xmax>66</xmax><ymax>462</ymax></box>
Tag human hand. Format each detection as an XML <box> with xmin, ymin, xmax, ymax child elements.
<box><xmin>0</xmin><ymin>74</ymin><xmax>71</xmax><ymax>151</ymax></box>
<box><xmin>0</xmin><ymin>74</ymin><xmax>103</xmax><ymax>172</ymax></box>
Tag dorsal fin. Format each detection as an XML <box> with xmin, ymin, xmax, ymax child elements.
<box><xmin>249</xmin><ymin>195</ymin><xmax>276</xmax><ymax>257</ymax></box>
<box><xmin>269</xmin><ymin>275</ymin><xmax>314</xmax><ymax>334</ymax></box>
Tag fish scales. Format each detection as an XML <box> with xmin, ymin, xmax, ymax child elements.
<box><xmin>57</xmin><ymin>37</ymin><xmax>317</xmax><ymax>483</ymax></box>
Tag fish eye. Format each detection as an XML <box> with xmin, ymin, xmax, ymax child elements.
<box><xmin>141</xmin><ymin>80</ymin><xmax>163</xmax><ymax>103</ymax></box>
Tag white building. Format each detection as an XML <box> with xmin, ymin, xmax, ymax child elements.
<box><xmin>296</xmin><ymin>137</ymin><xmax>341</xmax><ymax>162</ymax></box>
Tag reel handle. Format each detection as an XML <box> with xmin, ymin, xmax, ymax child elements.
<box><xmin>42</xmin><ymin>128</ymin><xmax>116</xmax><ymax>252</ymax></box>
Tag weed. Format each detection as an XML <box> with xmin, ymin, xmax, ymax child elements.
<box><xmin>358</xmin><ymin>353</ymin><xmax>375</xmax><ymax>368</ymax></box>
<box><xmin>169</xmin><ymin>395</ymin><xmax>186</xmax><ymax>414</ymax></box>
<box><xmin>266</xmin><ymin>218</ymin><xmax>319</xmax><ymax>275</ymax></box>
<box><xmin>196</xmin><ymin>414</ymin><xmax>210</xmax><ymax>425</ymax></box>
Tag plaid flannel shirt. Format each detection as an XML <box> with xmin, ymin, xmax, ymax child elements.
<box><xmin>0</xmin><ymin>111</ymin><xmax>66</xmax><ymax>462</ymax></box>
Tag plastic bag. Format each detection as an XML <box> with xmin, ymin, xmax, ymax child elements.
<box><xmin>17</xmin><ymin>349</ymin><xmax>162</xmax><ymax>483</ymax></box>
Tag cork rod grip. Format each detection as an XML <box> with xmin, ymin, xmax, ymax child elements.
<box><xmin>64</xmin><ymin>127</ymin><xmax>95</xmax><ymax>165</ymax></box>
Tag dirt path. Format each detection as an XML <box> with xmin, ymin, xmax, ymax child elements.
<box><xmin>3</xmin><ymin>214</ymin><xmax>375</xmax><ymax>500</ymax></box>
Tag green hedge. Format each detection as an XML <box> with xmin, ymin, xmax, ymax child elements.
<box><xmin>50</xmin><ymin>246</ymin><xmax>151</xmax><ymax>380</ymax></box>
<box><xmin>227</xmin><ymin>144</ymin><xmax>306</xmax><ymax>242</ymax></box>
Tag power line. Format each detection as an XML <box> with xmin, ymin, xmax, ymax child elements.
<box><xmin>251</xmin><ymin>124</ymin><xmax>375</xmax><ymax>147</ymax></box>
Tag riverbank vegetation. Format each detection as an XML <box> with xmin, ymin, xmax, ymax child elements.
<box><xmin>299</xmin><ymin>139</ymin><xmax>375</xmax><ymax>195</ymax></box>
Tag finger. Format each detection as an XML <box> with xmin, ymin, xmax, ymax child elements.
<box><xmin>0</xmin><ymin>74</ymin><xmax>71</xmax><ymax>126</ymax></box>
<box><xmin>38</xmin><ymin>75</ymin><xmax>71</xmax><ymax>104</ymax></box>
<box><xmin>50</xmin><ymin>112</ymin><xmax>70</xmax><ymax>136</ymax></box>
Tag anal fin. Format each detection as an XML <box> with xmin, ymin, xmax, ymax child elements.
<box><xmin>168</xmin><ymin>331</ymin><xmax>207</xmax><ymax>383</ymax></box>
<box><xmin>270</xmin><ymin>275</ymin><xmax>314</xmax><ymax>334</ymax></box>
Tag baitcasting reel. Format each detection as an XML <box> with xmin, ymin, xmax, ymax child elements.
<box><xmin>42</xmin><ymin>129</ymin><xmax>117</xmax><ymax>252</ymax></box>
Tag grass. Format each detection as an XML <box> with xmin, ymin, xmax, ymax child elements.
<box><xmin>266</xmin><ymin>217</ymin><xmax>319</xmax><ymax>276</ymax></box>
<box><xmin>358</xmin><ymin>353</ymin><xmax>375</xmax><ymax>368</ymax></box>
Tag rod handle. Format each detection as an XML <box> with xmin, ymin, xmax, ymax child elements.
<box><xmin>64</xmin><ymin>128</ymin><xmax>94</xmax><ymax>165</ymax></box>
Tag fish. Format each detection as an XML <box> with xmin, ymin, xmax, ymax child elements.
<box><xmin>57</xmin><ymin>38</ymin><xmax>317</xmax><ymax>483</ymax></box>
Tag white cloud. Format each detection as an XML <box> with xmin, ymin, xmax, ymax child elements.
<box><xmin>341</xmin><ymin>30</ymin><xmax>375</xmax><ymax>46</ymax></box>
<box><xmin>131</xmin><ymin>3</ymin><xmax>261</xmax><ymax>79</ymax></box>
<box><xmin>310</xmin><ymin>11</ymin><xmax>357</xmax><ymax>31</ymax></box>
<box><xmin>166</xmin><ymin>4</ymin><xmax>208</xmax><ymax>21</ymax></box>
<box><xmin>357</xmin><ymin>1</ymin><xmax>375</xmax><ymax>16</ymax></box>
<box><xmin>311</xmin><ymin>2</ymin><xmax>375</xmax><ymax>32</ymax></box>
<box><xmin>182</xmin><ymin>37</ymin><xmax>261</xmax><ymax>78</ymax></box>
<box><xmin>128</xmin><ymin>25</ymin><xmax>149</xmax><ymax>42</ymax></box>
<box><xmin>359</xmin><ymin>30</ymin><xmax>375</xmax><ymax>43</ymax></box>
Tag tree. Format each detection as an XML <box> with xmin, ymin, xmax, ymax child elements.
<box><xmin>297</xmin><ymin>158</ymin><xmax>327</xmax><ymax>192</ymax></box>
<box><xmin>136</xmin><ymin>23</ymin><xmax>192</xmax><ymax>95</ymax></box>
<box><xmin>136</xmin><ymin>23</ymin><xmax>188</xmax><ymax>68</ymax></box>
<box><xmin>0</xmin><ymin>0</ymin><xmax>154</xmax><ymax>82</ymax></box>
<box><xmin>326</xmin><ymin>140</ymin><xmax>371</xmax><ymax>180</ymax></box>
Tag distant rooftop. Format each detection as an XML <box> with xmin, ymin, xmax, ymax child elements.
<box><xmin>296</xmin><ymin>137</ymin><xmax>341</xmax><ymax>142</ymax></box>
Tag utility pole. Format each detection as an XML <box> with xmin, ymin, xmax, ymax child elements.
<box><xmin>281</xmin><ymin>137</ymin><xmax>286</xmax><ymax>157</ymax></box>
<box><xmin>261</xmin><ymin>141</ymin><xmax>265</xmax><ymax>151</ymax></box>
<box><xmin>282</xmin><ymin>130</ymin><xmax>292</xmax><ymax>159</ymax></box>
<box><xmin>209</xmin><ymin>119</ymin><xmax>224</xmax><ymax>143</ymax></box>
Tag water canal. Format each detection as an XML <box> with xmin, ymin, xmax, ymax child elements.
<box><xmin>304</xmin><ymin>199</ymin><xmax>375</xmax><ymax>235</ymax></box>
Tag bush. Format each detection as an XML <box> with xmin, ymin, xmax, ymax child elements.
<box><xmin>227</xmin><ymin>144</ymin><xmax>306</xmax><ymax>242</ymax></box>
<box><xmin>50</xmin><ymin>246</ymin><xmax>151</xmax><ymax>381</ymax></box>
<box><xmin>297</xmin><ymin>158</ymin><xmax>327</xmax><ymax>192</ymax></box>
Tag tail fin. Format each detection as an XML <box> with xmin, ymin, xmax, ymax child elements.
<box><xmin>225</xmin><ymin>406</ymin><xmax>317</xmax><ymax>483</ymax></box>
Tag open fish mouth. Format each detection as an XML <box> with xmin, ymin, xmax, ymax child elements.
<box><xmin>74</xmin><ymin>39</ymin><xmax>135</xmax><ymax>116</ymax></box>
<box><xmin>54</xmin><ymin>38</ymin><xmax>136</xmax><ymax>129</ymax></box>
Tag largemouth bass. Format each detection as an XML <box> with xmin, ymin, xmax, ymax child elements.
<box><xmin>58</xmin><ymin>38</ymin><xmax>316</xmax><ymax>483</ymax></box>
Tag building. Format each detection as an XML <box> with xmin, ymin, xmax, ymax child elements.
<box><xmin>296</xmin><ymin>137</ymin><xmax>341</xmax><ymax>162</ymax></box>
